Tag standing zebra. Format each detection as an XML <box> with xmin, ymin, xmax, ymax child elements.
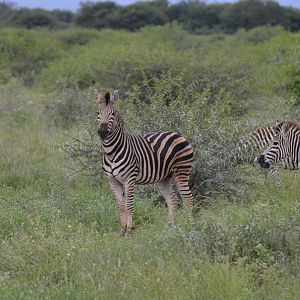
<box><xmin>234</xmin><ymin>125</ymin><xmax>298</xmax><ymax>184</ymax></box>
<box><xmin>258</xmin><ymin>120</ymin><xmax>300</xmax><ymax>170</ymax></box>
<box><xmin>94</xmin><ymin>89</ymin><xmax>194</xmax><ymax>236</ymax></box>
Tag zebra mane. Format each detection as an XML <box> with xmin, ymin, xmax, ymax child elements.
<box><xmin>285</xmin><ymin>120</ymin><xmax>300</xmax><ymax>129</ymax></box>
<box><xmin>276</xmin><ymin>120</ymin><xmax>300</xmax><ymax>129</ymax></box>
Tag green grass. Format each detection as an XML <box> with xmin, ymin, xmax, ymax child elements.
<box><xmin>1</xmin><ymin>158</ymin><xmax>300</xmax><ymax>299</ymax></box>
<box><xmin>1</xmin><ymin>26</ymin><xmax>300</xmax><ymax>299</ymax></box>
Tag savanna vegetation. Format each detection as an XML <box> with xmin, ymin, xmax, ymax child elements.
<box><xmin>1</xmin><ymin>2</ymin><xmax>300</xmax><ymax>299</ymax></box>
<box><xmin>1</xmin><ymin>0</ymin><xmax>300</xmax><ymax>33</ymax></box>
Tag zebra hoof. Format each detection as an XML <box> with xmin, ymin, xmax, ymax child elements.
<box><xmin>118</xmin><ymin>227</ymin><xmax>127</xmax><ymax>237</ymax></box>
<box><xmin>125</xmin><ymin>227</ymin><xmax>134</xmax><ymax>236</ymax></box>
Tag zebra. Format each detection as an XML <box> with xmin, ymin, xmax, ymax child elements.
<box><xmin>234</xmin><ymin>125</ymin><xmax>298</xmax><ymax>184</ymax></box>
<box><xmin>258</xmin><ymin>120</ymin><xmax>300</xmax><ymax>171</ymax></box>
<box><xmin>94</xmin><ymin>89</ymin><xmax>194</xmax><ymax>236</ymax></box>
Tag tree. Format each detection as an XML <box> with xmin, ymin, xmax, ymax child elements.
<box><xmin>220</xmin><ymin>0</ymin><xmax>289</xmax><ymax>33</ymax></box>
<box><xmin>11</xmin><ymin>8</ymin><xmax>55</xmax><ymax>28</ymax></box>
<box><xmin>169</xmin><ymin>1</ymin><xmax>222</xmax><ymax>32</ymax></box>
<box><xmin>0</xmin><ymin>1</ymin><xmax>14</xmax><ymax>26</ymax></box>
<box><xmin>116</xmin><ymin>0</ymin><xmax>169</xmax><ymax>31</ymax></box>
<box><xmin>75</xmin><ymin>1</ymin><xmax>119</xmax><ymax>29</ymax></box>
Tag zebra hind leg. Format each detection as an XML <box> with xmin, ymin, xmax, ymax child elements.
<box><xmin>173</xmin><ymin>173</ymin><xmax>194</xmax><ymax>218</ymax></box>
<box><xmin>157</xmin><ymin>177</ymin><xmax>179</xmax><ymax>224</ymax></box>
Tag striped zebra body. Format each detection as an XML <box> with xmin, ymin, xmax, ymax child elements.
<box><xmin>235</xmin><ymin>126</ymin><xmax>298</xmax><ymax>184</ymax></box>
<box><xmin>95</xmin><ymin>89</ymin><xmax>194</xmax><ymax>236</ymax></box>
<box><xmin>103</xmin><ymin>131</ymin><xmax>192</xmax><ymax>185</ymax></box>
<box><xmin>258</xmin><ymin>120</ymin><xmax>300</xmax><ymax>170</ymax></box>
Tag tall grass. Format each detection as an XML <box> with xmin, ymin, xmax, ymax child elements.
<box><xmin>1</xmin><ymin>25</ymin><xmax>300</xmax><ymax>299</ymax></box>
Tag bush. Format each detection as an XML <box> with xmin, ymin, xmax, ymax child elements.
<box><xmin>156</xmin><ymin>192</ymin><xmax>300</xmax><ymax>270</ymax></box>
<box><xmin>63</xmin><ymin>74</ymin><xmax>246</xmax><ymax>201</ymax></box>
<box><xmin>234</xmin><ymin>26</ymin><xmax>284</xmax><ymax>45</ymax></box>
<box><xmin>43</xmin><ymin>86</ymin><xmax>94</xmax><ymax>128</ymax></box>
<box><xmin>39</xmin><ymin>28</ymin><xmax>199</xmax><ymax>92</ymax></box>
<box><xmin>0</xmin><ymin>29</ymin><xmax>63</xmax><ymax>85</ymax></box>
<box><xmin>284</xmin><ymin>63</ymin><xmax>300</xmax><ymax>104</ymax></box>
<box><xmin>122</xmin><ymin>74</ymin><xmax>245</xmax><ymax>200</ymax></box>
<box><xmin>11</xmin><ymin>8</ymin><xmax>55</xmax><ymax>29</ymax></box>
<box><xmin>116</xmin><ymin>0</ymin><xmax>169</xmax><ymax>31</ymax></box>
<box><xmin>75</xmin><ymin>1</ymin><xmax>119</xmax><ymax>29</ymax></box>
<box><xmin>53</xmin><ymin>29</ymin><xmax>102</xmax><ymax>48</ymax></box>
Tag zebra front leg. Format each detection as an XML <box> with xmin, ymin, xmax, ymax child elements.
<box><xmin>258</xmin><ymin>168</ymin><xmax>268</xmax><ymax>184</ymax></box>
<box><xmin>108</xmin><ymin>177</ymin><xmax>127</xmax><ymax>236</ymax></box>
<box><xmin>124</xmin><ymin>180</ymin><xmax>136</xmax><ymax>235</ymax></box>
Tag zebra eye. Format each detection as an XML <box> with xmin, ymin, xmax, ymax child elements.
<box><xmin>111</xmin><ymin>112</ymin><xmax>115</xmax><ymax>116</ymax></box>
<box><xmin>273</xmin><ymin>141</ymin><xmax>279</xmax><ymax>146</ymax></box>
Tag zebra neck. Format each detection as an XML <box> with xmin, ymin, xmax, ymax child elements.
<box><xmin>102</xmin><ymin>126</ymin><xmax>126</xmax><ymax>158</ymax></box>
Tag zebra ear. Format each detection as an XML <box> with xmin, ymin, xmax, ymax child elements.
<box><xmin>104</xmin><ymin>92</ymin><xmax>110</xmax><ymax>105</ymax></box>
<box><xmin>282</xmin><ymin>122</ymin><xmax>290</xmax><ymax>134</ymax></box>
<box><xmin>94</xmin><ymin>89</ymin><xmax>104</xmax><ymax>104</ymax></box>
<box><xmin>273</xmin><ymin>120</ymin><xmax>282</xmax><ymax>133</ymax></box>
<box><xmin>110</xmin><ymin>90</ymin><xmax>119</xmax><ymax>104</ymax></box>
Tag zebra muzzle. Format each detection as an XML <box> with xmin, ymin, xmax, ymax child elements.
<box><xmin>98</xmin><ymin>123</ymin><xmax>109</xmax><ymax>140</ymax></box>
<box><xmin>257</xmin><ymin>155</ymin><xmax>270</xmax><ymax>169</ymax></box>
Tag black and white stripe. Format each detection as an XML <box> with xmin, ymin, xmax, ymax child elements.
<box><xmin>258</xmin><ymin>121</ymin><xmax>300</xmax><ymax>171</ymax></box>
<box><xmin>235</xmin><ymin>125</ymin><xmax>297</xmax><ymax>184</ymax></box>
<box><xmin>94</xmin><ymin>89</ymin><xmax>194</xmax><ymax>236</ymax></box>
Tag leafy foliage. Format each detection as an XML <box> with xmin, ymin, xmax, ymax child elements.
<box><xmin>38</xmin><ymin>26</ymin><xmax>199</xmax><ymax>92</ymax></box>
<box><xmin>1</xmin><ymin>22</ymin><xmax>300</xmax><ymax>299</ymax></box>
<box><xmin>61</xmin><ymin>74</ymin><xmax>244</xmax><ymax>201</ymax></box>
<box><xmin>0</xmin><ymin>29</ymin><xmax>63</xmax><ymax>85</ymax></box>
<box><xmin>1</xmin><ymin>0</ymin><xmax>300</xmax><ymax>33</ymax></box>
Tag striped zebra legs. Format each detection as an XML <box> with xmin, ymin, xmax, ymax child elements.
<box><xmin>108</xmin><ymin>178</ymin><xmax>127</xmax><ymax>236</ymax></box>
<box><xmin>157</xmin><ymin>177</ymin><xmax>179</xmax><ymax>224</ymax></box>
<box><xmin>124</xmin><ymin>180</ymin><xmax>136</xmax><ymax>235</ymax></box>
<box><xmin>173</xmin><ymin>173</ymin><xmax>194</xmax><ymax>217</ymax></box>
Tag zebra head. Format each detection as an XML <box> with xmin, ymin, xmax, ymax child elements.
<box><xmin>94</xmin><ymin>89</ymin><xmax>120</xmax><ymax>140</ymax></box>
<box><xmin>258</xmin><ymin>121</ymin><xmax>291</xmax><ymax>169</ymax></box>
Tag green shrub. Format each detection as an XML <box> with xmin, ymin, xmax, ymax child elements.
<box><xmin>39</xmin><ymin>37</ymin><xmax>196</xmax><ymax>92</ymax></box>
<box><xmin>122</xmin><ymin>74</ymin><xmax>245</xmax><ymax>200</ymax></box>
<box><xmin>43</xmin><ymin>86</ymin><xmax>94</xmax><ymax>128</ymax></box>
<box><xmin>284</xmin><ymin>62</ymin><xmax>300</xmax><ymax>104</ymax></box>
<box><xmin>234</xmin><ymin>26</ymin><xmax>284</xmax><ymax>45</ymax></box>
<box><xmin>155</xmin><ymin>190</ymin><xmax>300</xmax><ymax>271</ymax></box>
<box><xmin>10</xmin><ymin>8</ymin><xmax>55</xmax><ymax>29</ymax></box>
<box><xmin>0</xmin><ymin>29</ymin><xmax>63</xmax><ymax>85</ymax></box>
<box><xmin>63</xmin><ymin>74</ymin><xmax>246</xmax><ymax>201</ymax></box>
<box><xmin>53</xmin><ymin>28</ymin><xmax>102</xmax><ymax>48</ymax></box>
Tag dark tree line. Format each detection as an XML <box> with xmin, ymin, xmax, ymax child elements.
<box><xmin>0</xmin><ymin>2</ymin><xmax>73</xmax><ymax>28</ymax></box>
<box><xmin>1</xmin><ymin>0</ymin><xmax>300</xmax><ymax>33</ymax></box>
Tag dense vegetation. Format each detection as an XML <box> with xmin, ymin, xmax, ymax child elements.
<box><xmin>1</xmin><ymin>21</ymin><xmax>300</xmax><ymax>299</ymax></box>
<box><xmin>1</xmin><ymin>0</ymin><xmax>300</xmax><ymax>33</ymax></box>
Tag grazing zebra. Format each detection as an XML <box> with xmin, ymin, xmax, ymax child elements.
<box><xmin>94</xmin><ymin>89</ymin><xmax>194</xmax><ymax>236</ymax></box>
<box><xmin>235</xmin><ymin>125</ymin><xmax>298</xmax><ymax>184</ymax></box>
<box><xmin>258</xmin><ymin>120</ymin><xmax>300</xmax><ymax>170</ymax></box>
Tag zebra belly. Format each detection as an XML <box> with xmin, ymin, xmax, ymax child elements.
<box><xmin>103</xmin><ymin>160</ymin><xmax>137</xmax><ymax>184</ymax></box>
<box><xmin>103</xmin><ymin>167</ymin><xmax>129</xmax><ymax>184</ymax></box>
<box><xmin>135</xmin><ymin>163</ymin><xmax>173</xmax><ymax>185</ymax></box>
<box><xmin>105</xmin><ymin>171</ymin><xmax>126</xmax><ymax>183</ymax></box>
